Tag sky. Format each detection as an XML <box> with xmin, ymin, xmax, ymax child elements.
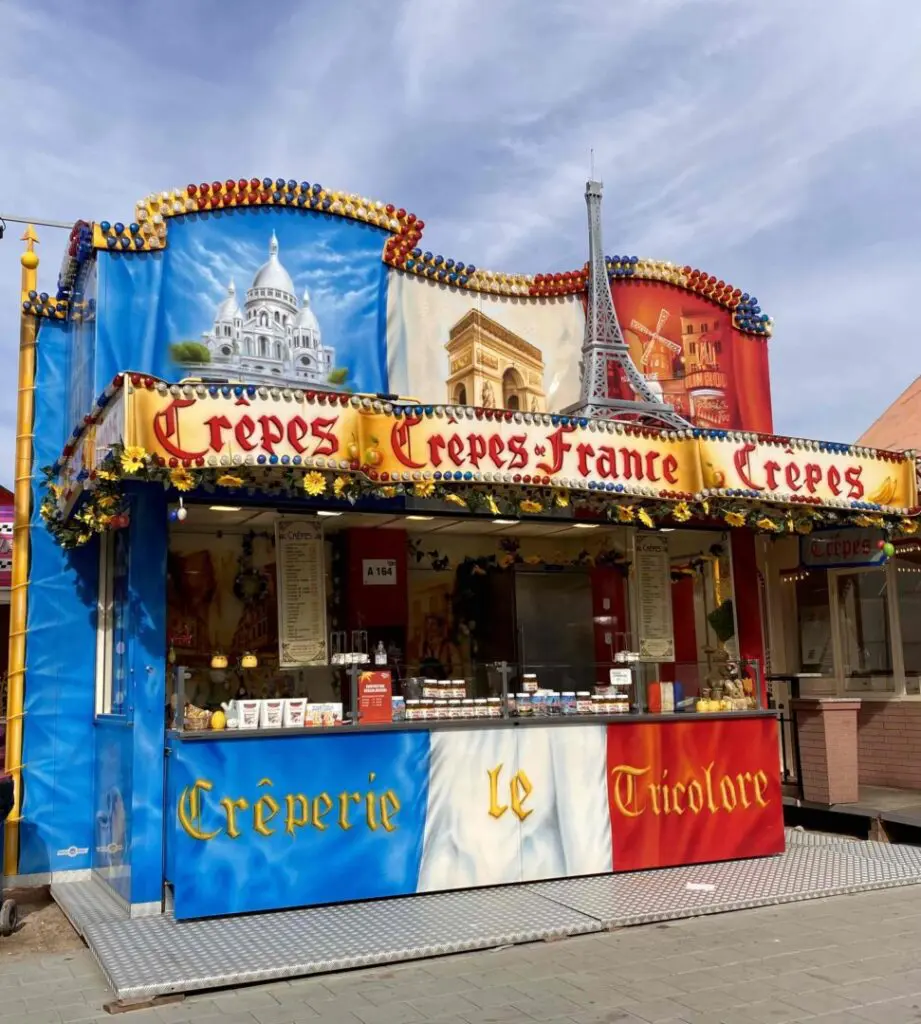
<box><xmin>2</xmin><ymin>0</ymin><xmax>921</xmax><ymax>487</ymax></box>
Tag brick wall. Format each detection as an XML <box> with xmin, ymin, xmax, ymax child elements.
<box><xmin>794</xmin><ymin>700</ymin><xmax>859</xmax><ymax>804</ymax></box>
<box><xmin>858</xmin><ymin>702</ymin><xmax>921</xmax><ymax>790</ymax></box>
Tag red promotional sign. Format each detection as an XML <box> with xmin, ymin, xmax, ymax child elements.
<box><xmin>607</xmin><ymin>716</ymin><xmax>784</xmax><ymax>872</ymax></box>
<box><xmin>358</xmin><ymin>671</ymin><xmax>393</xmax><ymax>725</ymax></box>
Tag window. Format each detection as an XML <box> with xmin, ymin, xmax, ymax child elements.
<box><xmin>274</xmin><ymin>311</ymin><xmax>280</xmax><ymax>323</ymax></box>
<box><xmin>700</xmin><ymin>323</ymin><xmax>709</xmax><ymax>333</ymax></box>
<box><xmin>96</xmin><ymin>531</ymin><xmax>129</xmax><ymax>716</ymax></box>
<box><xmin>835</xmin><ymin>569</ymin><xmax>894</xmax><ymax>690</ymax></box>
<box><xmin>796</xmin><ymin>572</ymin><xmax>833</xmax><ymax>675</ymax></box>
<box><xmin>714</xmin><ymin>341</ymin><xmax>722</xmax><ymax>354</ymax></box>
<box><xmin>685</xmin><ymin>324</ymin><xmax>694</xmax><ymax>334</ymax></box>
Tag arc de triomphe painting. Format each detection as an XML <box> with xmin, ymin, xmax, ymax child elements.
<box><xmin>444</xmin><ymin>309</ymin><xmax>547</xmax><ymax>412</ymax></box>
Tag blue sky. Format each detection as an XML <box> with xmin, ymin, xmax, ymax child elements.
<box><xmin>2</xmin><ymin>0</ymin><xmax>921</xmax><ymax>484</ymax></box>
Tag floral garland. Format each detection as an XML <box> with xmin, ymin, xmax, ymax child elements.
<box><xmin>39</xmin><ymin>443</ymin><xmax>920</xmax><ymax>550</ymax></box>
<box><xmin>408</xmin><ymin>536</ymin><xmax>629</xmax><ymax>574</ymax></box>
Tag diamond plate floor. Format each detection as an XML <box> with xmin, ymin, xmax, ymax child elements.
<box><xmin>53</xmin><ymin>828</ymin><xmax>921</xmax><ymax>1002</ymax></box>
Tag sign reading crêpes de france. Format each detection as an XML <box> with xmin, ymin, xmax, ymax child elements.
<box><xmin>117</xmin><ymin>381</ymin><xmax>918</xmax><ymax>511</ymax></box>
<box><xmin>274</xmin><ymin>517</ymin><xmax>327</xmax><ymax>667</ymax></box>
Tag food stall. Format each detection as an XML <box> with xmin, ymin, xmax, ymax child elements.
<box><xmin>6</xmin><ymin>175</ymin><xmax>918</xmax><ymax>923</ymax></box>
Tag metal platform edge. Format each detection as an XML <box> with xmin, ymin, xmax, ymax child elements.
<box><xmin>55</xmin><ymin>831</ymin><xmax>921</xmax><ymax>1002</ymax></box>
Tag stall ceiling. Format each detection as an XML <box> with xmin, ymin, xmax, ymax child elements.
<box><xmin>171</xmin><ymin>504</ymin><xmax>620</xmax><ymax>539</ymax></box>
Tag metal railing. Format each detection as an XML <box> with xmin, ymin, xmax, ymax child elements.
<box><xmin>767</xmin><ymin>675</ymin><xmax>803</xmax><ymax>798</ymax></box>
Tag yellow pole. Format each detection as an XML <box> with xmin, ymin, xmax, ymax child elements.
<box><xmin>3</xmin><ymin>227</ymin><xmax>39</xmax><ymax>879</ymax></box>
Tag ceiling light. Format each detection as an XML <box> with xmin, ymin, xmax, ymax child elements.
<box><xmin>317</xmin><ymin>510</ymin><xmax>343</xmax><ymax>517</ymax></box>
<box><xmin>406</xmin><ymin>515</ymin><xmax>434</xmax><ymax>521</ymax></box>
<box><xmin>659</xmin><ymin>528</ymin><xmax>675</xmax><ymax>533</ymax></box>
<box><xmin>492</xmin><ymin>518</ymin><xmax>518</xmax><ymax>525</ymax></box>
<box><xmin>573</xmin><ymin>523</ymin><xmax>599</xmax><ymax>529</ymax></box>
<box><xmin>209</xmin><ymin>505</ymin><xmax>242</xmax><ymax>512</ymax></box>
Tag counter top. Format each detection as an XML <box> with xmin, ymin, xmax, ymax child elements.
<box><xmin>172</xmin><ymin>709</ymin><xmax>777</xmax><ymax>741</ymax></box>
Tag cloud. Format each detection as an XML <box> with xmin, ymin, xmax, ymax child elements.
<box><xmin>1</xmin><ymin>0</ymin><xmax>920</xmax><ymax>489</ymax></box>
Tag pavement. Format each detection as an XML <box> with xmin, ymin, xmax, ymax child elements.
<box><xmin>8</xmin><ymin>884</ymin><xmax>921</xmax><ymax>1023</ymax></box>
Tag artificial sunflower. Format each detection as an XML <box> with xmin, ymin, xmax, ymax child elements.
<box><xmin>671</xmin><ymin>501</ymin><xmax>692</xmax><ymax>523</ymax></box>
<box><xmin>170</xmin><ymin>467</ymin><xmax>196</xmax><ymax>492</ymax></box>
<box><xmin>519</xmin><ymin>500</ymin><xmax>543</xmax><ymax>514</ymax></box>
<box><xmin>378</xmin><ymin>486</ymin><xmax>397</xmax><ymax>498</ymax></box>
<box><xmin>724</xmin><ymin>511</ymin><xmax>746</xmax><ymax>528</ymax></box>
<box><xmin>852</xmin><ymin>515</ymin><xmax>872</xmax><ymax>528</ymax></box>
<box><xmin>615</xmin><ymin>505</ymin><xmax>635</xmax><ymax>523</ymax></box>
<box><xmin>485</xmin><ymin>495</ymin><xmax>500</xmax><ymax>515</ymax></box>
<box><xmin>445</xmin><ymin>492</ymin><xmax>467</xmax><ymax>508</ymax></box>
<box><xmin>554</xmin><ymin>491</ymin><xmax>570</xmax><ymax>508</ymax></box>
<box><xmin>901</xmin><ymin>518</ymin><xmax>919</xmax><ymax>536</ymax></box>
<box><xmin>96</xmin><ymin>468</ymin><xmax>117</xmax><ymax>482</ymax></box>
<box><xmin>302</xmin><ymin>471</ymin><xmax>327</xmax><ymax>496</ymax></box>
<box><xmin>755</xmin><ymin>517</ymin><xmax>779</xmax><ymax>532</ymax></box>
<box><xmin>638</xmin><ymin>508</ymin><xmax>654</xmax><ymax>529</ymax></box>
<box><xmin>333</xmin><ymin>475</ymin><xmax>350</xmax><ymax>497</ymax></box>
<box><xmin>794</xmin><ymin>520</ymin><xmax>814</xmax><ymax>535</ymax></box>
<box><xmin>413</xmin><ymin>480</ymin><xmax>435</xmax><ymax>498</ymax></box>
<box><xmin>120</xmin><ymin>445</ymin><xmax>147</xmax><ymax>475</ymax></box>
<box><xmin>98</xmin><ymin>495</ymin><xmax>118</xmax><ymax>511</ymax></box>
<box><xmin>217</xmin><ymin>473</ymin><xmax>244</xmax><ymax>489</ymax></box>
<box><xmin>50</xmin><ymin>483</ymin><xmax>64</xmax><ymax>500</ymax></box>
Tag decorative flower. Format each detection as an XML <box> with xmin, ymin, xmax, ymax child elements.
<box><xmin>445</xmin><ymin>492</ymin><xmax>467</xmax><ymax>508</ymax></box>
<box><xmin>98</xmin><ymin>495</ymin><xmax>118</xmax><ymax>511</ymax></box>
<box><xmin>794</xmin><ymin>520</ymin><xmax>813</xmax><ymax>535</ymax></box>
<box><xmin>498</xmin><ymin>553</ymin><xmax>515</xmax><ymax>568</ymax></box>
<box><xmin>413</xmin><ymin>480</ymin><xmax>435</xmax><ymax>498</ymax></box>
<box><xmin>333</xmin><ymin>475</ymin><xmax>350</xmax><ymax>497</ymax></box>
<box><xmin>96</xmin><ymin>468</ymin><xmax>117</xmax><ymax>482</ymax></box>
<box><xmin>120</xmin><ymin>445</ymin><xmax>146</xmax><ymax>474</ymax></box>
<box><xmin>524</xmin><ymin>555</ymin><xmax>542</xmax><ymax>565</ymax></box>
<box><xmin>302</xmin><ymin>471</ymin><xmax>327</xmax><ymax>496</ymax></box>
<box><xmin>520</xmin><ymin>500</ymin><xmax>543</xmax><ymax>514</ymax></box>
<box><xmin>724</xmin><ymin>511</ymin><xmax>746</xmax><ymax>528</ymax></box>
<box><xmin>615</xmin><ymin>505</ymin><xmax>635</xmax><ymax>523</ymax></box>
<box><xmin>756</xmin><ymin>517</ymin><xmax>779</xmax><ymax>532</ymax></box>
<box><xmin>638</xmin><ymin>508</ymin><xmax>654</xmax><ymax>529</ymax></box>
<box><xmin>486</xmin><ymin>495</ymin><xmax>500</xmax><ymax>515</ymax></box>
<box><xmin>853</xmin><ymin>515</ymin><xmax>872</xmax><ymax>528</ymax></box>
<box><xmin>555</xmin><ymin>491</ymin><xmax>570</xmax><ymax>508</ymax></box>
<box><xmin>378</xmin><ymin>486</ymin><xmax>397</xmax><ymax>498</ymax></box>
<box><xmin>170</xmin><ymin>467</ymin><xmax>196</xmax><ymax>492</ymax></box>
<box><xmin>217</xmin><ymin>473</ymin><xmax>244</xmax><ymax>489</ymax></box>
<box><xmin>901</xmin><ymin>518</ymin><xmax>919</xmax><ymax>535</ymax></box>
<box><xmin>49</xmin><ymin>483</ymin><xmax>64</xmax><ymax>500</ymax></box>
<box><xmin>671</xmin><ymin>501</ymin><xmax>692</xmax><ymax>523</ymax></box>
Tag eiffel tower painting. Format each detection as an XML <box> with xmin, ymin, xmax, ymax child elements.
<box><xmin>563</xmin><ymin>180</ymin><xmax>690</xmax><ymax>429</ymax></box>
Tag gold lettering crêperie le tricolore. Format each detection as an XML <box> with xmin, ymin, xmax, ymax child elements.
<box><xmin>610</xmin><ymin>762</ymin><xmax>770</xmax><ymax>819</ymax></box>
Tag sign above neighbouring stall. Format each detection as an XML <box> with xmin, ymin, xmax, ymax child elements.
<box><xmin>99</xmin><ymin>379</ymin><xmax>915</xmax><ymax>512</ymax></box>
<box><xmin>801</xmin><ymin>528</ymin><xmax>888</xmax><ymax>569</ymax></box>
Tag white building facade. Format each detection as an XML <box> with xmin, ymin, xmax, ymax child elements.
<box><xmin>184</xmin><ymin>232</ymin><xmax>335</xmax><ymax>388</ymax></box>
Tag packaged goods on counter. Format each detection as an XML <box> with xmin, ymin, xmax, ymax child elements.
<box><xmin>561</xmin><ymin>691</ymin><xmax>577</xmax><ymax>715</ymax></box>
<box><xmin>406</xmin><ymin>699</ymin><xmax>420</xmax><ymax>721</ymax></box>
<box><xmin>576</xmin><ymin>691</ymin><xmax>592</xmax><ymax>714</ymax></box>
<box><xmin>305</xmin><ymin>703</ymin><xmax>343</xmax><ymax>727</ymax></box>
<box><xmin>392</xmin><ymin>695</ymin><xmax>406</xmax><ymax>722</ymax></box>
<box><xmin>283</xmin><ymin>698</ymin><xmax>306</xmax><ymax>728</ymax></box>
<box><xmin>487</xmin><ymin>697</ymin><xmax>502</xmax><ymax>718</ymax></box>
<box><xmin>516</xmin><ymin>692</ymin><xmax>533</xmax><ymax>717</ymax></box>
<box><xmin>522</xmin><ymin>673</ymin><xmax>539</xmax><ymax>693</ymax></box>
<box><xmin>259</xmin><ymin>699</ymin><xmax>285</xmax><ymax>730</ymax></box>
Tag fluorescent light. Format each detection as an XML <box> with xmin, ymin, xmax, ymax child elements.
<box><xmin>317</xmin><ymin>510</ymin><xmax>343</xmax><ymax>517</ymax></box>
<box><xmin>573</xmin><ymin>523</ymin><xmax>599</xmax><ymax>529</ymax></box>
<box><xmin>209</xmin><ymin>505</ymin><xmax>242</xmax><ymax>512</ymax></box>
<box><xmin>492</xmin><ymin>518</ymin><xmax>518</xmax><ymax>525</ymax></box>
<box><xmin>658</xmin><ymin>528</ymin><xmax>675</xmax><ymax>532</ymax></box>
<box><xmin>405</xmin><ymin>515</ymin><xmax>434</xmax><ymax>521</ymax></box>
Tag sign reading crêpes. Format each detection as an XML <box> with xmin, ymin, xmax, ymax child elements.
<box><xmin>118</xmin><ymin>384</ymin><xmax>918</xmax><ymax>511</ymax></box>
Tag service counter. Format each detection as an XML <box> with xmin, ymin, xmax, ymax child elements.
<box><xmin>166</xmin><ymin>711</ymin><xmax>784</xmax><ymax>921</ymax></box>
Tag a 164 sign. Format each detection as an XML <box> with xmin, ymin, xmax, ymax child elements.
<box><xmin>363</xmin><ymin>559</ymin><xmax>397</xmax><ymax>585</ymax></box>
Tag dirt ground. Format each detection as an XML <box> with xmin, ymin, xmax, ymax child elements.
<box><xmin>0</xmin><ymin>888</ymin><xmax>84</xmax><ymax>956</ymax></box>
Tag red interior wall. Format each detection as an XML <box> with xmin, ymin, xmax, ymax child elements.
<box><xmin>730</xmin><ymin>529</ymin><xmax>766</xmax><ymax>702</ymax></box>
<box><xmin>590</xmin><ymin>568</ymin><xmax>627</xmax><ymax>680</ymax></box>
<box><xmin>659</xmin><ymin>576</ymin><xmax>698</xmax><ymax>683</ymax></box>
<box><xmin>345</xmin><ymin>528</ymin><xmax>409</xmax><ymax>631</ymax></box>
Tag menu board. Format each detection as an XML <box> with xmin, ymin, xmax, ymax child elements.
<box><xmin>275</xmin><ymin>518</ymin><xmax>328</xmax><ymax>667</ymax></box>
<box><xmin>634</xmin><ymin>533</ymin><xmax>675</xmax><ymax>662</ymax></box>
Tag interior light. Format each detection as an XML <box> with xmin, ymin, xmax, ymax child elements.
<box><xmin>209</xmin><ymin>505</ymin><xmax>242</xmax><ymax>512</ymax></box>
<box><xmin>573</xmin><ymin>523</ymin><xmax>599</xmax><ymax>529</ymax></box>
<box><xmin>406</xmin><ymin>515</ymin><xmax>434</xmax><ymax>521</ymax></box>
<box><xmin>492</xmin><ymin>518</ymin><xmax>518</xmax><ymax>525</ymax></box>
<box><xmin>659</xmin><ymin>528</ymin><xmax>675</xmax><ymax>532</ymax></box>
<box><xmin>317</xmin><ymin>510</ymin><xmax>343</xmax><ymax>517</ymax></box>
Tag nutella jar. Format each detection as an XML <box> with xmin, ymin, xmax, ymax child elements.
<box><xmin>453</xmin><ymin>679</ymin><xmax>467</xmax><ymax>700</ymax></box>
<box><xmin>474</xmin><ymin>698</ymin><xmax>488</xmax><ymax>717</ymax></box>
<box><xmin>591</xmin><ymin>695</ymin><xmax>605</xmax><ymax>715</ymax></box>
<box><xmin>419</xmin><ymin>699</ymin><xmax>434</xmax><ymax>721</ymax></box>
<box><xmin>576</xmin><ymin>692</ymin><xmax>592</xmax><ymax>714</ymax></box>
<box><xmin>461</xmin><ymin>698</ymin><xmax>475</xmax><ymax>719</ymax></box>
<box><xmin>487</xmin><ymin>697</ymin><xmax>501</xmax><ymax>718</ymax></box>
<box><xmin>434</xmin><ymin>699</ymin><xmax>449</xmax><ymax>720</ymax></box>
<box><xmin>406</xmin><ymin>699</ymin><xmax>420</xmax><ymax>721</ymax></box>
<box><xmin>522</xmin><ymin>673</ymin><xmax>539</xmax><ymax>693</ymax></box>
<box><xmin>447</xmin><ymin>698</ymin><xmax>461</xmax><ymax>719</ymax></box>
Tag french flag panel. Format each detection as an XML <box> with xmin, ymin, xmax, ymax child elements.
<box><xmin>418</xmin><ymin>725</ymin><xmax>612</xmax><ymax>892</ymax></box>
